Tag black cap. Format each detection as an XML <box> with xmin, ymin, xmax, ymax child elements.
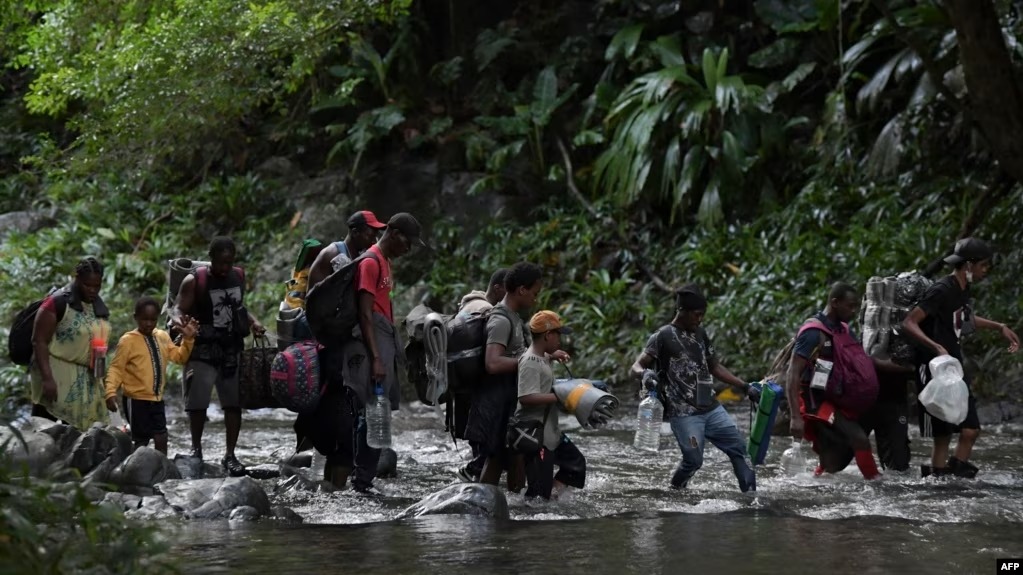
<box><xmin>387</xmin><ymin>212</ymin><xmax>428</xmax><ymax>248</ymax></box>
<box><xmin>943</xmin><ymin>237</ymin><xmax>993</xmax><ymax>265</ymax></box>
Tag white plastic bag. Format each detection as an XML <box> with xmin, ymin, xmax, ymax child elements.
<box><xmin>919</xmin><ymin>355</ymin><xmax>969</xmax><ymax>424</ymax></box>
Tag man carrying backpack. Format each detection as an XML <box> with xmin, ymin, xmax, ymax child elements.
<box><xmin>172</xmin><ymin>237</ymin><xmax>265</xmax><ymax>476</ymax></box>
<box><xmin>630</xmin><ymin>285</ymin><xmax>757</xmax><ymax>492</ymax></box>
<box><xmin>452</xmin><ymin>268</ymin><xmax>509</xmax><ymax>482</ymax></box>
<box><xmin>458</xmin><ymin>268</ymin><xmax>509</xmax><ymax>316</ymax></box>
<box><xmin>306</xmin><ymin>210</ymin><xmax>387</xmax><ymax>290</ymax></box>
<box><xmin>318</xmin><ymin>212</ymin><xmax>426</xmax><ymax>495</ymax></box>
<box><xmin>902</xmin><ymin>238</ymin><xmax>1019</xmax><ymax>478</ymax></box>
<box><xmin>787</xmin><ymin>282</ymin><xmax>907</xmax><ymax>480</ymax></box>
<box><xmin>465</xmin><ymin>262</ymin><xmax>561</xmax><ymax>491</ymax></box>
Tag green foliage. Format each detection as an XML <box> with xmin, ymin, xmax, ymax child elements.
<box><xmin>6</xmin><ymin>0</ymin><xmax>411</xmax><ymax>177</ymax></box>
<box><xmin>0</xmin><ymin>423</ymin><xmax>173</xmax><ymax>573</ymax></box>
<box><xmin>591</xmin><ymin>42</ymin><xmax>809</xmax><ymax>225</ymax></box>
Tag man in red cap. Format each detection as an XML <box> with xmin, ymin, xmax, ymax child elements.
<box><xmin>306</xmin><ymin>210</ymin><xmax>387</xmax><ymax>290</ymax></box>
<box><xmin>903</xmin><ymin>237</ymin><xmax>1019</xmax><ymax>477</ymax></box>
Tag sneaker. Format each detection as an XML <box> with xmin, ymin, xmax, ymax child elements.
<box><xmin>189</xmin><ymin>448</ymin><xmax>203</xmax><ymax>461</ymax></box>
<box><xmin>222</xmin><ymin>454</ymin><xmax>248</xmax><ymax>477</ymax></box>
<box><xmin>455</xmin><ymin>465</ymin><xmax>477</xmax><ymax>483</ymax></box>
<box><xmin>352</xmin><ymin>483</ymin><xmax>384</xmax><ymax>498</ymax></box>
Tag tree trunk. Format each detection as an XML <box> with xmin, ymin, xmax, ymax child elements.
<box><xmin>945</xmin><ymin>0</ymin><xmax>1023</xmax><ymax>183</ymax></box>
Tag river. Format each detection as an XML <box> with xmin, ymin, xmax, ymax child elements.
<box><xmin>165</xmin><ymin>400</ymin><xmax>1023</xmax><ymax>574</ymax></box>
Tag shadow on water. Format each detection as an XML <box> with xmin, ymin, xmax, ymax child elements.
<box><xmin>166</xmin><ymin>400</ymin><xmax>1023</xmax><ymax>574</ymax></box>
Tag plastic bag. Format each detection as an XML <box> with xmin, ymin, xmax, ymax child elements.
<box><xmin>918</xmin><ymin>355</ymin><xmax>969</xmax><ymax>424</ymax></box>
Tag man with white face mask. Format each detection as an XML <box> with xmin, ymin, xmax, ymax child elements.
<box><xmin>902</xmin><ymin>238</ymin><xmax>1020</xmax><ymax>478</ymax></box>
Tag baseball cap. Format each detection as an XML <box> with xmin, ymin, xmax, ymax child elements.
<box><xmin>943</xmin><ymin>237</ymin><xmax>993</xmax><ymax>265</ymax></box>
<box><xmin>347</xmin><ymin>210</ymin><xmax>387</xmax><ymax>230</ymax></box>
<box><xmin>529</xmin><ymin>310</ymin><xmax>573</xmax><ymax>334</ymax></box>
<box><xmin>387</xmin><ymin>212</ymin><xmax>428</xmax><ymax>248</ymax></box>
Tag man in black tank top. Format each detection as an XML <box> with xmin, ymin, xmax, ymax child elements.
<box><xmin>173</xmin><ymin>236</ymin><xmax>265</xmax><ymax>476</ymax></box>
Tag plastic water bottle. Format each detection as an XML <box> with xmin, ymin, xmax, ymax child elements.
<box><xmin>366</xmin><ymin>384</ymin><xmax>392</xmax><ymax>449</ymax></box>
<box><xmin>780</xmin><ymin>439</ymin><xmax>806</xmax><ymax>475</ymax></box>
<box><xmin>633</xmin><ymin>391</ymin><xmax>663</xmax><ymax>452</ymax></box>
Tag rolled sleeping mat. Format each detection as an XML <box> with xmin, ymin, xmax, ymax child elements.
<box><xmin>276</xmin><ymin>307</ymin><xmax>312</xmax><ymax>351</ymax></box>
<box><xmin>746</xmin><ymin>380</ymin><xmax>783</xmax><ymax>465</ymax></box>
<box><xmin>423</xmin><ymin>312</ymin><xmax>449</xmax><ymax>406</ymax></box>
<box><xmin>165</xmin><ymin>258</ymin><xmax>210</xmax><ymax>313</ymax></box>
<box><xmin>552</xmin><ymin>379</ymin><xmax>620</xmax><ymax>428</ymax></box>
<box><xmin>555</xmin><ymin>378</ymin><xmax>609</xmax><ymax>392</ymax></box>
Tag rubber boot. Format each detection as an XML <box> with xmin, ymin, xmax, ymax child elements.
<box><xmin>947</xmin><ymin>457</ymin><xmax>979</xmax><ymax>479</ymax></box>
<box><xmin>324</xmin><ymin>465</ymin><xmax>352</xmax><ymax>489</ymax></box>
<box><xmin>853</xmin><ymin>450</ymin><xmax>881</xmax><ymax>480</ymax></box>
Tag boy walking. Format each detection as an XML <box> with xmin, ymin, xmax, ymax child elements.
<box><xmin>105</xmin><ymin>297</ymin><xmax>198</xmax><ymax>454</ymax></box>
<box><xmin>516</xmin><ymin>310</ymin><xmax>585</xmax><ymax>500</ymax></box>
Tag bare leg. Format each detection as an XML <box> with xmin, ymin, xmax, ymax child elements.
<box><xmin>225</xmin><ymin>408</ymin><xmax>241</xmax><ymax>457</ymax></box>
<box><xmin>954</xmin><ymin>428</ymin><xmax>980</xmax><ymax>461</ymax></box>
<box><xmin>931</xmin><ymin>435</ymin><xmax>951</xmax><ymax>469</ymax></box>
<box><xmin>153</xmin><ymin>432</ymin><xmax>168</xmax><ymax>456</ymax></box>
<box><xmin>188</xmin><ymin>410</ymin><xmax>206</xmax><ymax>455</ymax></box>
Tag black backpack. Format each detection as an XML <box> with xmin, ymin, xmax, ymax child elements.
<box><xmin>305</xmin><ymin>251</ymin><xmax>379</xmax><ymax>344</ymax></box>
<box><xmin>446</xmin><ymin>306</ymin><xmax>513</xmax><ymax>393</ymax></box>
<box><xmin>8</xmin><ymin>287</ymin><xmax>70</xmax><ymax>366</ymax></box>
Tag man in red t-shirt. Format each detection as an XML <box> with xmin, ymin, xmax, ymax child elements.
<box><xmin>325</xmin><ymin>212</ymin><xmax>427</xmax><ymax>495</ymax></box>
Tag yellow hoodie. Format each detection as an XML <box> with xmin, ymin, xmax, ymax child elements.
<box><xmin>104</xmin><ymin>329</ymin><xmax>194</xmax><ymax>402</ymax></box>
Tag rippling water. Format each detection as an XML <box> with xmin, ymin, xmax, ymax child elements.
<box><xmin>165</xmin><ymin>399</ymin><xmax>1023</xmax><ymax>574</ymax></box>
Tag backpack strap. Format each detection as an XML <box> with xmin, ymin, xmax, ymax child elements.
<box><xmin>489</xmin><ymin>305</ymin><xmax>516</xmax><ymax>349</ymax></box>
<box><xmin>196</xmin><ymin>266</ymin><xmax>208</xmax><ymax>299</ymax></box>
<box><xmin>49</xmin><ymin>287</ymin><xmax>70</xmax><ymax>322</ymax></box>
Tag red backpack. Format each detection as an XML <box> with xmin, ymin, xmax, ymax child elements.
<box><xmin>797</xmin><ymin>319</ymin><xmax>879</xmax><ymax>414</ymax></box>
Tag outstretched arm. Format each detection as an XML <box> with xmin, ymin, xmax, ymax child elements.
<box><xmin>975</xmin><ymin>316</ymin><xmax>1020</xmax><ymax>353</ymax></box>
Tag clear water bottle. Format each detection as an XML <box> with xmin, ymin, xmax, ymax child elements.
<box><xmin>780</xmin><ymin>439</ymin><xmax>806</xmax><ymax>475</ymax></box>
<box><xmin>633</xmin><ymin>390</ymin><xmax>663</xmax><ymax>452</ymax></box>
<box><xmin>366</xmin><ymin>384</ymin><xmax>392</xmax><ymax>449</ymax></box>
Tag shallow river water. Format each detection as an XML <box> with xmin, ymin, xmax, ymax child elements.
<box><xmin>165</xmin><ymin>399</ymin><xmax>1023</xmax><ymax>574</ymax></box>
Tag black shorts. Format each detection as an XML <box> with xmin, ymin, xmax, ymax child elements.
<box><xmin>524</xmin><ymin>435</ymin><xmax>587</xmax><ymax>499</ymax></box>
<box><xmin>464</xmin><ymin>375</ymin><xmax>517</xmax><ymax>457</ymax></box>
<box><xmin>916</xmin><ymin>366</ymin><xmax>980</xmax><ymax>437</ymax></box>
<box><xmin>123</xmin><ymin>397</ymin><xmax>168</xmax><ymax>442</ymax></box>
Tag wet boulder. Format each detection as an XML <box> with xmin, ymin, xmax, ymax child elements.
<box><xmin>173</xmin><ymin>454</ymin><xmax>227</xmax><ymax>480</ymax></box>
<box><xmin>377</xmin><ymin>448</ymin><xmax>398</xmax><ymax>478</ymax></box>
<box><xmin>156</xmin><ymin>476</ymin><xmax>271</xmax><ymax>520</ymax></box>
<box><xmin>282</xmin><ymin>452</ymin><xmax>313</xmax><ymax>468</ymax></box>
<box><xmin>101</xmin><ymin>492</ymin><xmax>143</xmax><ymax>512</ymax></box>
<box><xmin>65</xmin><ymin>424</ymin><xmax>127</xmax><ymax>476</ymax></box>
<box><xmin>397</xmin><ymin>483</ymin><xmax>509</xmax><ymax>520</ymax></box>
<box><xmin>269</xmin><ymin>506</ymin><xmax>304</xmax><ymax>524</ymax></box>
<box><xmin>246</xmin><ymin>464</ymin><xmax>281</xmax><ymax>480</ymax></box>
<box><xmin>109</xmin><ymin>447</ymin><xmax>181</xmax><ymax>491</ymax></box>
<box><xmin>1</xmin><ymin>419</ymin><xmax>61</xmax><ymax>476</ymax></box>
<box><xmin>125</xmin><ymin>496</ymin><xmax>182</xmax><ymax>521</ymax></box>
<box><xmin>228</xmin><ymin>506</ymin><xmax>261</xmax><ymax>522</ymax></box>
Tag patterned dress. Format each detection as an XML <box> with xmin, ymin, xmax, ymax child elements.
<box><xmin>30</xmin><ymin>301</ymin><xmax>110</xmax><ymax>430</ymax></box>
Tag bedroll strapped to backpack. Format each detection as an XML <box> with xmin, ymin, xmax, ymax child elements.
<box><xmin>305</xmin><ymin>251</ymin><xmax>379</xmax><ymax>344</ymax></box>
<box><xmin>861</xmin><ymin>271</ymin><xmax>933</xmax><ymax>364</ymax></box>
<box><xmin>8</xmin><ymin>286</ymin><xmax>69</xmax><ymax>366</ymax></box>
<box><xmin>797</xmin><ymin>319</ymin><xmax>879</xmax><ymax>414</ymax></box>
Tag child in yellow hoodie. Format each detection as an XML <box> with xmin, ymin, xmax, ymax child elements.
<box><xmin>105</xmin><ymin>296</ymin><xmax>198</xmax><ymax>454</ymax></box>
